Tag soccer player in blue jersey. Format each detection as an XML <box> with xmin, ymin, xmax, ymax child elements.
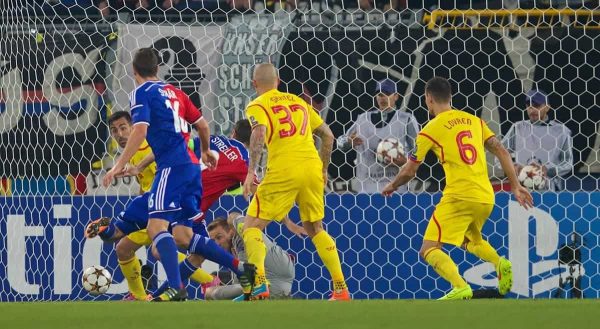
<box><xmin>102</xmin><ymin>48</ymin><xmax>237</xmax><ymax>301</ymax></box>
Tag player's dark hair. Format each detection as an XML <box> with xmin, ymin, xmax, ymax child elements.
<box><xmin>207</xmin><ymin>218</ymin><xmax>230</xmax><ymax>232</ymax></box>
<box><xmin>132</xmin><ymin>48</ymin><xmax>159</xmax><ymax>78</ymax></box>
<box><xmin>233</xmin><ymin>119</ymin><xmax>251</xmax><ymax>145</ymax></box>
<box><xmin>425</xmin><ymin>77</ymin><xmax>452</xmax><ymax>103</ymax></box>
<box><xmin>108</xmin><ymin>111</ymin><xmax>132</xmax><ymax>126</ymax></box>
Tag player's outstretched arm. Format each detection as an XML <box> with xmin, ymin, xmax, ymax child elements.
<box><xmin>136</xmin><ymin>151</ymin><xmax>155</xmax><ymax>172</ymax></box>
<box><xmin>382</xmin><ymin>160</ymin><xmax>419</xmax><ymax>196</ymax></box>
<box><xmin>313</xmin><ymin>123</ymin><xmax>334</xmax><ymax>184</ymax></box>
<box><xmin>103</xmin><ymin>124</ymin><xmax>147</xmax><ymax>187</ymax></box>
<box><xmin>485</xmin><ymin>136</ymin><xmax>533</xmax><ymax>209</ymax></box>
<box><xmin>121</xmin><ymin>151</ymin><xmax>155</xmax><ymax>177</ymax></box>
<box><xmin>193</xmin><ymin>117</ymin><xmax>218</xmax><ymax>170</ymax></box>
<box><xmin>243</xmin><ymin>124</ymin><xmax>266</xmax><ymax>201</ymax></box>
<box><xmin>282</xmin><ymin>216</ymin><xmax>308</xmax><ymax>238</ymax></box>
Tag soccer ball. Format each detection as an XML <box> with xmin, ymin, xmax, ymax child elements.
<box><xmin>376</xmin><ymin>138</ymin><xmax>405</xmax><ymax>164</ymax></box>
<box><xmin>82</xmin><ymin>265</ymin><xmax>112</xmax><ymax>295</ymax></box>
<box><xmin>518</xmin><ymin>165</ymin><xmax>546</xmax><ymax>190</ymax></box>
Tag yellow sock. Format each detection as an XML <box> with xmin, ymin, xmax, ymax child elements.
<box><xmin>424</xmin><ymin>248</ymin><xmax>467</xmax><ymax>289</ymax></box>
<box><xmin>177</xmin><ymin>252</ymin><xmax>187</xmax><ymax>263</ymax></box>
<box><xmin>465</xmin><ymin>240</ymin><xmax>500</xmax><ymax>266</ymax></box>
<box><xmin>190</xmin><ymin>268</ymin><xmax>214</xmax><ymax>284</ymax></box>
<box><xmin>242</xmin><ymin>227</ymin><xmax>267</xmax><ymax>285</ymax></box>
<box><xmin>312</xmin><ymin>231</ymin><xmax>347</xmax><ymax>292</ymax></box>
<box><xmin>176</xmin><ymin>252</ymin><xmax>214</xmax><ymax>284</ymax></box>
<box><xmin>118</xmin><ymin>255</ymin><xmax>146</xmax><ymax>300</ymax></box>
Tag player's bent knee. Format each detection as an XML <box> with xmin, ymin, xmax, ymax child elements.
<box><xmin>244</xmin><ymin>216</ymin><xmax>270</xmax><ymax>230</ymax></box>
<box><xmin>172</xmin><ymin>225</ymin><xmax>193</xmax><ymax>249</ymax></box>
<box><xmin>461</xmin><ymin>238</ymin><xmax>471</xmax><ymax>250</ymax></box>
<box><xmin>173</xmin><ymin>235</ymin><xmax>191</xmax><ymax>249</ymax></box>
<box><xmin>151</xmin><ymin>244</ymin><xmax>160</xmax><ymax>260</ymax></box>
<box><xmin>115</xmin><ymin>238</ymin><xmax>138</xmax><ymax>260</ymax></box>
<box><xmin>187</xmin><ymin>254</ymin><xmax>204</xmax><ymax>267</ymax></box>
<box><xmin>419</xmin><ymin>241</ymin><xmax>442</xmax><ymax>259</ymax></box>
<box><xmin>146</xmin><ymin>219</ymin><xmax>169</xmax><ymax>239</ymax></box>
<box><xmin>302</xmin><ymin>221</ymin><xmax>324</xmax><ymax>238</ymax></box>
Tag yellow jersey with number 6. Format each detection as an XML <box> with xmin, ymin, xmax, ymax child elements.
<box><xmin>409</xmin><ymin>109</ymin><xmax>495</xmax><ymax>204</ymax></box>
<box><xmin>245</xmin><ymin>89</ymin><xmax>323</xmax><ymax>166</ymax></box>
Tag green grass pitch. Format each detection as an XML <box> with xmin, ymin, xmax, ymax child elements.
<box><xmin>1</xmin><ymin>300</ymin><xmax>597</xmax><ymax>329</ymax></box>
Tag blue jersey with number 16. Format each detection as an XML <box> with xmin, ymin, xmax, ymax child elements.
<box><xmin>129</xmin><ymin>80</ymin><xmax>202</xmax><ymax>170</ymax></box>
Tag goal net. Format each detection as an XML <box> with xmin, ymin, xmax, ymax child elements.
<box><xmin>1</xmin><ymin>1</ymin><xmax>599</xmax><ymax>301</ymax></box>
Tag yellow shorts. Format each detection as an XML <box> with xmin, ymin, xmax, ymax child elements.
<box><xmin>247</xmin><ymin>160</ymin><xmax>324</xmax><ymax>222</ymax></box>
<box><xmin>423</xmin><ymin>197</ymin><xmax>494</xmax><ymax>246</ymax></box>
<box><xmin>127</xmin><ymin>229</ymin><xmax>152</xmax><ymax>247</ymax></box>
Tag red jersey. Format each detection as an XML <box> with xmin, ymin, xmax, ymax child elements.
<box><xmin>189</xmin><ymin>135</ymin><xmax>259</xmax><ymax>221</ymax></box>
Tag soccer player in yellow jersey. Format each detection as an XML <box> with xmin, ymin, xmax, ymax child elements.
<box><xmin>109</xmin><ymin>111</ymin><xmax>157</xmax><ymax>194</ymax></box>
<box><xmin>239</xmin><ymin>63</ymin><xmax>350</xmax><ymax>301</ymax></box>
<box><xmin>107</xmin><ymin>111</ymin><xmax>168</xmax><ymax>300</ymax></box>
<box><xmin>382</xmin><ymin>77</ymin><xmax>534</xmax><ymax>300</ymax></box>
<box><xmin>107</xmin><ymin>111</ymin><xmax>156</xmax><ymax>300</ymax></box>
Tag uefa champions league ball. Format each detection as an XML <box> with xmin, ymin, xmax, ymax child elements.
<box><xmin>518</xmin><ymin>165</ymin><xmax>546</xmax><ymax>190</ymax></box>
<box><xmin>82</xmin><ymin>265</ymin><xmax>112</xmax><ymax>295</ymax></box>
<box><xmin>376</xmin><ymin>138</ymin><xmax>405</xmax><ymax>164</ymax></box>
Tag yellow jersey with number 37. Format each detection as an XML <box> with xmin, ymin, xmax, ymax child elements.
<box><xmin>246</xmin><ymin>89</ymin><xmax>323</xmax><ymax>166</ymax></box>
<box><xmin>409</xmin><ymin>109</ymin><xmax>495</xmax><ymax>204</ymax></box>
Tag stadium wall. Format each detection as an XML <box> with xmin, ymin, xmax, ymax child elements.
<box><xmin>1</xmin><ymin>192</ymin><xmax>598</xmax><ymax>301</ymax></box>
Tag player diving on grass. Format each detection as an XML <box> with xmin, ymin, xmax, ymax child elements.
<box><xmin>238</xmin><ymin>63</ymin><xmax>350</xmax><ymax>301</ymax></box>
<box><xmin>382</xmin><ymin>77</ymin><xmax>534</xmax><ymax>300</ymax></box>
<box><xmin>90</xmin><ymin>48</ymin><xmax>253</xmax><ymax>301</ymax></box>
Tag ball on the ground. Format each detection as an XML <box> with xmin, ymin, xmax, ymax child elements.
<box><xmin>518</xmin><ymin>165</ymin><xmax>546</xmax><ymax>190</ymax></box>
<box><xmin>376</xmin><ymin>137</ymin><xmax>404</xmax><ymax>164</ymax></box>
<box><xmin>82</xmin><ymin>265</ymin><xmax>112</xmax><ymax>295</ymax></box>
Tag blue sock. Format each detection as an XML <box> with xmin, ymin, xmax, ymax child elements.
<box><xmin>98</xmin><ymin>220</ymin><xmax>117</xmax><ymax>240</ymax></box>
<box><xmin>153</xmin><ymin>281</ymin><xmax>168</xmax><ymax>298</ymax></box>
<box><xmin>180</xmin><ymin>259</ymin><xmax>197</xmax><ymax>280</ymax></box>
<box><xmin>189</xmin><ymin>234</ymin><xmax>243</xmax><ymax>276</ymax></box>
<box><xmin>153</xmin><ymin>231</ymin><xmax>182</xmax><ymax>290</ymax></box>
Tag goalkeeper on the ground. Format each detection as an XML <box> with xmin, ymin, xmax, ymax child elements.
<box><xmin>204</xmin><ymin>213</ymin><xmax>303</xmax><ymax>300</ymax></box>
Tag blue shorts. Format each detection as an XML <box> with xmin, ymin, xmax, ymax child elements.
<box><xmin>114</xmin><ymin>164</ymin><xmax>204</xmax><ymax>235</ymax></box>
<box><xmin>114</xmin><ymin>193</ymin><xmax>149</xmax><ymax>235</ymax></box>
<box><xmin>191</xmin><ymin>220</ymin><xmax>208</xmax><ymax>237</ymax></box>
<box><xmin>148</xmin><ymin>164</ymin><xmax>203</xmax><ymax>223</ymax></box>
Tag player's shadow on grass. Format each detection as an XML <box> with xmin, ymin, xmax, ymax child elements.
<box><xmin>472</xmin><ymin>289</ymin><xmax>504</xmax><ymax>299</ymax></box>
